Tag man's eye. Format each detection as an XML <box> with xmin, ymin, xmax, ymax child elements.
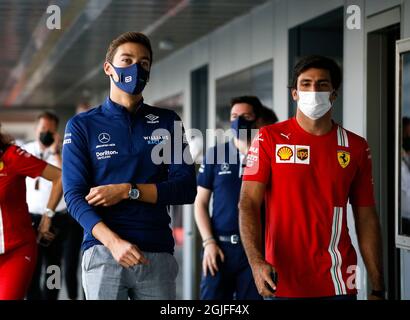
<box><xmin>140</xmin><ymin>61</ymin><xmax>150</xmax><ymax>68</ymax></box>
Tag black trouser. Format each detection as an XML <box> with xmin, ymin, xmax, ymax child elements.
<box><xmin>26</xmin><ymin>212</ymin><xmax>83</xmax><ymax>300</ymax></box>
<box><xmin>62</xmin><ymin>215</ymin><xmax>83</xmax><ymax>299</ymax></box>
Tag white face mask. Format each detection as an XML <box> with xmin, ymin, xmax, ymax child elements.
<box><xmin>297</xmin><ymin>91</ymin><xmax>332</xmax><ymax>120</ymax></box>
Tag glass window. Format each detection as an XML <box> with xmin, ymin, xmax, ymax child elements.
<box><xmin>154</xmin><ymin>93</ymin><xmax>183</xmax><ymax>119</ymax></box>
<box><xmin>215</xmin><ymin>60</ymin><xmax>273</xmax><ymax>130</ymax></box>
<box><xmin>400</xmin><ymin>51</ymin><xmax>410</xmax><ymax>240</ymax></box>
<box><xmin>397</xmin><ymin>39</ymin><xmax>410</xmax><ymax>251</ymax></box>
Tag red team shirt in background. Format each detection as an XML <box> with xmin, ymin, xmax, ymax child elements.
<box><xmin>0</xmin><ymin>145</ymin><xmax>47</xmax><ymax>299</ymax></box>
<box><xmin>243</xmin><ymin>117</ymin><xmax>375</xmax><ymax>298</ymax></box>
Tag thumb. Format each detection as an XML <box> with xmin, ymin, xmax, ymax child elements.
<box><xmin>218</xmin><ymin>249</ymin><xmax>225</xmax><ymax>262</ymax></box>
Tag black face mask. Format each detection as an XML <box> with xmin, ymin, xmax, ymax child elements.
<box><xmin>39</xmin><ymin>131</ymin><xmax>54</xmax><ymax>147</ymax></box>
<box><xmin>231</xmin><ymin>116</ymin><xmax>256</xmax><ymax>141</ymax></box>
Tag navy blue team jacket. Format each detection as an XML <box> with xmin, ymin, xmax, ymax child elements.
<box><xmin>197</xmin><ymin>141</ymin><xmax>244</xmax><ymax>236</ymax></box>
<box><xmin>62</xmin><ymin>97</ymin><xmax>197</xmax><ymax>253</ymax></box>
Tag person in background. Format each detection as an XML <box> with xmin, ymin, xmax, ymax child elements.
<box><xmin>23</xmin><ymin>112</ymin><xmax>67</xmax><ymax>300</ymax></box>
<box><xmin>255</xmin><ymin>105</ymin><xmax>278</xmax><ymax>129</ymax></box>
<box><xmin>75</xmin><ymin>101</ymin><xmax>93</xmax><ymax>114</ymax></box>
<box><xmin>0</xmin><ymin>124</ymin><xmax>62</xmax><ymax>300</ymax></box>
<box><xmin>194</xmin><ymin>96</ymin><xmax>263</xmax><ymax>300</ymax></box>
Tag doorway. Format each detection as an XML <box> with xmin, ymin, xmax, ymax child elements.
<box><xmin>366</xmin><ymin>9</ymin><xmax>401</xmax><ymax>299</ymax></box>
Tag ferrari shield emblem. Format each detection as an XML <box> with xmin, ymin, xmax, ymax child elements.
<box><xmin>0</xmin><ymin>161</ymin><xmax>3</xmax><ymax>171</ymax></box>
<box><xmin>337</xmin><ymin>151</ymin><xmax>350</xmax><ymax>168</ymax></box>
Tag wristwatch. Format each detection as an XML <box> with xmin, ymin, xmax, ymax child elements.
<box><xmin>128</xmin><ymin>183</ymin><xmax>140</xmax><ymax>200</ymax></box>
<box><xmin>44</xmin><ymin>208</ymin><xmax>55</xmax><ymax>218</ymax></box>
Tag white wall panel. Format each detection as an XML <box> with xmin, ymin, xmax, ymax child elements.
<box><xmin>404</xmin><ymin>0</ymin><xmax>410</xmax><ymax>38</ymax></box>
<box><xmin>251</xmin><ymin>2</ymin><xmax>274</xmax><ymax>65</ymax></box>
<box><xmin>287</xmin><ymin>0</ymin><xmax>344</xmax><ymax>28</ymax></box>
<box><xmin>366</xmin><ymin>0</ymin><xmax>401</xmax><ymax>17</ymax></box>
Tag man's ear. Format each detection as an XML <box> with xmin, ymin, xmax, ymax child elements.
<box><xmin>330</xmin><ymin>90</ymin><xmax>338</xmax><ymax>104</ymax></box>
<box><xmin>291</xmin><ymin>88</ymin><xmax>298</xmax><ymax>101</ymax></box>
<box><xmin>104</xmin><ymin>61</ymin><xmax>119</xmax><ymax>82</ymax></box>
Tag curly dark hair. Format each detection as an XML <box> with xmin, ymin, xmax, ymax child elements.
<box><xmin>290</xmin><ymin>55</ymin><xmax>342</xmax><ymax>90</ymax></box>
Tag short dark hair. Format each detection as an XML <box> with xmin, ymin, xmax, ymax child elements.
<box><xmin>37</xmin><ymin>111</ymin><xmax>59</xmax><ymax>127</ymax></box>
<box><xmin>259</xmin><ymin>105</ymin><xmax>278</xmax><ymax>125</ymax></box>
<box><xmin>106</xmin><ymin>32</ymin><xmax>153</xmax><ymax>65</ymax></box>
<box><xmin>230</xmin><ymin>96</ymin><xmax>263</xmax><ymax>119</ymax></box>
<box><xmin>290</xmin><ymin>55</ymin><xmax>342</xmax><ymax>90</ymax></box>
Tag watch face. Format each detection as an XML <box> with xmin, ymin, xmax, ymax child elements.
<box><xmin>129</xmin><ymin>188</ymin><xmax>140</xmax><ymax>200</ymax></box>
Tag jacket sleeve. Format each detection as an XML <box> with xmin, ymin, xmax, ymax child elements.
<box><xmin>62</xmin><ymin>117</ymin><xmax>102</xmax><ymax>234</ymax></box>
<box><xmin>155</xmin><ymin>113</ymin><xmax>197</xmax><ymax>205</ymax></box>
<box><xmin>197</xmin><ymin>147</ymin><xmax>216</xmax><ymax>190</ymax></box>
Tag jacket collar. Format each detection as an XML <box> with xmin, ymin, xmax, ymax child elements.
<box><xmin>102</xmin><ymin>96</ymin><xmax>144</xmax><ymax>117</ymax></box>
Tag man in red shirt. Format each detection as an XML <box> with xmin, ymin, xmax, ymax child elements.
<box><xmin>0</xmin><ymin>128</ymin><xmax>62</xmax><ymax>300</ymax></box>
<box><xmin>239</xmin><ymin>55</ymin><xmax>385</xmax><ymax>300</ymax></box>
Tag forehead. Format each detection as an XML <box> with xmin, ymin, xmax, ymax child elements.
<box><xmin>298</xmin><ymin>68</ymin><xmax>331</xmax><ymax>81</ymax></box>
<box><xmin>231</xmin><ymin>103</ymin><xmax>254</xmax><ymax>114</ymax></box>
<box><xmin>37</xmin><ymin>117</ymin><xmax>57</xmax><ymax>127</ymax></box>
<box><xmin>113</xmin><ymin>42</ymin><xmax>150</xmax><ymax>59</ymax></box>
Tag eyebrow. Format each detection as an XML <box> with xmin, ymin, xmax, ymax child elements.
<box><xmin>300</xmin><ymin>79</ymin><xmax>330</xmax><ymax>83</ymax></box>
<box><xmin>119</xmin><ymin>53</ymin><xmax>151</xmax><ymax>61</ymax></box>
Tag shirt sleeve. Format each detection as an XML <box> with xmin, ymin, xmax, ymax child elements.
<box><xmin>349</xmin><ymin>140</ymin><xmax>376</xmax><ymax>207</ymax></box>
<box><xmin>11</xmin><ymin>146</ymin><xmax>48</xmax><ymax>178</ymax></box>
<box><xmin>242</xmin><ymin>126</ymin><xmax>272</xmax><ymax>184</ymax></box>
<box><xmin>197</xmin><ymin>147</ymin><xmax>216</xmax><ymax>190</ymax></box>
<box><xmin>62</xmin><ymin>117</ymin><xmax>102</xmax><ymax>234</ymax></box>
<box><xmin>155</xmin><ymin>112</ymin><xmax>197</xmax><ymax>205</ymax></box>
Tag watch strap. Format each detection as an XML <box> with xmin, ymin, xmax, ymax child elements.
<box><xmin>45</xmin><ymin>208</ymin><xmax>55</xmax><ymax>218</ymax></box>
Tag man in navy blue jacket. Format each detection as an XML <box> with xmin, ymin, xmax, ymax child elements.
<box><xmin>194</xmin><ymin>96</ymin><xmax>268</xmax><ymax>300</ymax></box>
<box><xmin>62</xmin><ymin>32</ymin><xmax>197</xmax><ymax>300</ymax></box>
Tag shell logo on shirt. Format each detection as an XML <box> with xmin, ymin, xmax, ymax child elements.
<box><xmin>337</xmin><ymin>151</ymin><xmax>350</xmax><ymax>168</ymax></box>
<box><xmin>277</xmin><ymin>146</ymin><xmax>293</xmax><ymax>161</ymax></box>
<box><xmin>0</xmin><ymin>161</ymin><xmax>3</xmax><ymax>171</ymax></box>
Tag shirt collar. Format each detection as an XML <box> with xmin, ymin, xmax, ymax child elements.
<box><xmin>102</xmin><ymin>96</ymin><xmax>144</xmax><ymax>117</ymax></box>
<box><xmin>34</xmin><ymin>141</ymin><xmax>53</xmax><ymax>159</ymax></box>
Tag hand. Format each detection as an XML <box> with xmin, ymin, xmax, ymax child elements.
<box><xmin>202</xmin><ymin>241</ymin><xmax>224</xmax><ymax>277</ymax></box>
<box><xmin>37</xmin><ymin>215</ymin><xmax>55</xmax><ymax>244</ymax></box>
<box><xmin>86</xmin><ymin>183</ymin><xmax>130</xmax><ymax>206</ymax></box>
<box><xmin>107</xmin><ymin>237</ymin><xmax>149</xmax><ymax>268</ymax></box>
<box><xmin>50</xmin><ymin>132</ymin><xmax>62</xmax><ymax>154</ymax></box>
<box><xmin>250</xmin><ymin>258</ymin><xmax>277</xmax><ymax>298</ymax></box>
